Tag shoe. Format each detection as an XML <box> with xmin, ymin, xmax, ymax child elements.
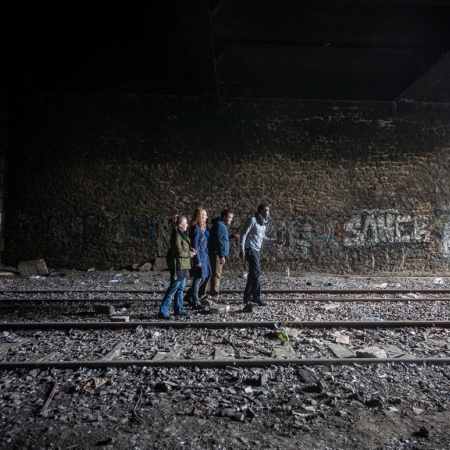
<box><xmin>192</xmin><ymin>303</ymin><xmax>206</xmax><ymax>310</ymax></box>
<box><xmin>157</xmin><ymin>312</ymin><xmax>173</xmax><ymax>320</ymax></box>
<box><xmin>174</xmin><ymin>311</ymin><xmax>190</xmax><ymax>316</ymax></box>
<box><xmin>250</xmin><ymin>299</ymin><xmax>267</xmax><ymax>306</ymax></box>
<box><xmin>184</xmin><ymin>296</ymin><xmax>193</xmax><ymax>307</ymax></box>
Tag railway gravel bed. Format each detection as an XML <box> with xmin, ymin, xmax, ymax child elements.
<box><xmin>1</xmin><ymin>270</ymin><xmax>450</xmax><ymax>449</ymax></box>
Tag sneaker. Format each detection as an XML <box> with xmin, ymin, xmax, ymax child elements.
<box><xmin>192</xmin><ymin>303</ymin><xmax>206</xmax><ymax>310</ymax></box>
<box><xmin>250</xmin><ymin>299</ymin><xmax>267</xmax><ymax>306</ymax></box>
<box><xmin>157</xmin><ymin>312</ymin><xmax>173</xmax><ymax>320</ymax></box>
<box><xmin>174</xmin><ymin>311</ymin><xmax>190</xmax><ymax>316</ymax></box>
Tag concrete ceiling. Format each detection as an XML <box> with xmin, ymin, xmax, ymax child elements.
<box><xmin>4</xmin><ymin>0</ymin><xmax>450</xmax><ymax>101</ymax></box>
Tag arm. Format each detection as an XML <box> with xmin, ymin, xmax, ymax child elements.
<box><xmin>171</xmin><ymin>232</ymin><xmax>194</xmax><ymax>258</ymax></box>
<box><xmin>239</xmin><ymin>217</ymin><xmax>255</xmax><ymax>256</ymax></box>
<box><xmin>262</xmin><ymin>229</ymin><xmax>283</xmax><ymax>246</ymax></box>
<box><xmin>217</xmin><ymin>223</ymin><xmax>228</xmax><ymax>258</ymax></box>
<box><xmin>190</xmin><ymin>226</ymin><xmax>201</xmax><ymax>266</ymax></box>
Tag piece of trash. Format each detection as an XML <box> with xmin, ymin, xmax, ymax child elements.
<box><xmin>292</xmin><ymin>406</ymin><xmax>316</xmax><ymax>417</ymax></box>
<box><xmin>361</xmin><ymin>317</ymin><xmax>384</xmax><ymax>321</ymax></box>
<box><xmin>434</xmin><ymin>278</ymin><xmax>444</xmax><ymax>285</ymax></box>
<box><xmin>105</xmin><ymin>368</ymin><xmax>118</xmax><ymax>376</ymax></box>
<box><xmin>109</xmin><ymin>280</ymin><xmax>123</xmax><ymax>284</ymax></box>
<box><xmin>275</xmin><ymin>327</ymin><xmax>291</xmax><ymax>341</ymax></box>
<box><xmin>375</xmin><ymin>283</ymin><xmax>387</xmax><ymax>288</ymax></box>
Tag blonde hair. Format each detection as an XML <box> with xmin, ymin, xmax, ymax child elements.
<box><xmin>168</xmin><ymin>215</ymin><xmax>186</xmax><ymax>229</ymax></box>
<box><xmin>190</xmin><ymin>208</ymin><xmax>206</xmax><ymax>232</ymax></box>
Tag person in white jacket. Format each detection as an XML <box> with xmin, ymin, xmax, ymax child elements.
<box><xmin>239</xmin><ymin>205</ymin><xmax>283</xmax><ymax>306</ymax></box>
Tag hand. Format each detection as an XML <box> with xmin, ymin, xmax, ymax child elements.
<box><xmin>219</xmin><ymin>257</ymin><xmax>226</xmax><ymax>265</ymax></box>
<box><xmin>239</xmin><ymin>250</ymin><xmax>244</xmax><ymax>260</ymax></box>
<box><xmin>276</xmin><ymin>240</ymin><xmax>283</xmax><ymax>245</ymax></box>
<box><xmin>234</xmin><ymin>234</ymin><xmax>240</xmax><ymax>240</ymax></box>
<box><xmin>196</xmin><ymin>263</ymin><xmax>202</xmax><ymax>268</ymax></box>
<box><xmin>190</xmin><ymin>248</ymin><xmax>197</xmax><ymax>255</ymax></box>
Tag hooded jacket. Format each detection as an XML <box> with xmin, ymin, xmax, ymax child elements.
<box><xmin>240</xmin><ymin>213</ymin><xmax>277</xmax><ymax>253</ymax></box>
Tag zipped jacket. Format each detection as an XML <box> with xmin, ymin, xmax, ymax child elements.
<box><xmin>240</xmin><ymin>213</ymin><xmax>277</xmax><ymax>253</ymax></box>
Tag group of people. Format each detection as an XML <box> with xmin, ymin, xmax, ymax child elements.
<box><xmin>158</xmin><ymin>205</ymin><xmax>283</xmax><ymax>320</ymax></box>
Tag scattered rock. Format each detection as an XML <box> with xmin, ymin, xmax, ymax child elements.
<box><xmin>356</xmin><ymin>347</ymin><xmax>387</xmax><ymax>359</ymax></box>
<box><xmin>414</xmin><ymin>426</ymin><xmax>430</xmax><ymax>438</ymax></box>
<box><xmin>328</xmin><ymin>343</ymin><xmax>354</xmax><ymax>358</ymax></box>
<box><xmin>18</xmin><ymin>259</ymin><xmax>49</xmax><ymax>276</ymax></box>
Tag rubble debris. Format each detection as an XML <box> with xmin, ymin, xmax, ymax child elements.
<box><xmin>328</xmin><ymin>343</ymin><xmax>354</xmax><ymax>359</ymax></box>
<box><xmin>110</xmin><ymin>316</ymin><xmax>130</xmax><ymax>322</ymax></box>
<box><xmin>356</xmin><ymin>347</ymin><xmax>387</xmax><ymax>358</ymax></box>
<box><xmin>95</xmin><ymin>305</ymin><xmax>115</xmax><ymax>315</ymax></box>
<box><xmin>41</xmin><ymin>382</ymin><xmax>58</xmax><ymax>412</ymax></box>
<box><xmin>18</xmin><ymin>259</ymin><xmax>49</xmax><ymax>277</ymax></box>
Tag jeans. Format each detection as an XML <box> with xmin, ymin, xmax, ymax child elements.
<box><xmin>185</xmin><ymin>277</ymin><xmax>204</xmax><ymax>305</ymax></box>
<box><xmin>159</xmin><ymin>271</ymin><xmax>187</xmax><ymax>316</ymax></box>
<box><xmin>243</xmin><ymin>248</ymin><xmax>261</xmax><ymax>303</ymax></box>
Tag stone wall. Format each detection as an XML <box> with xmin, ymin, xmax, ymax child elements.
<box><xmin>4</xmin><ymin>93</ymin><xmax>450</xmax><ymax>273</ymax></box>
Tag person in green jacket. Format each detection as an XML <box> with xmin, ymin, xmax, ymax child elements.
<box><xmin>158</xmin><ymin>215</ymin><xmax>197</xmax><ymax>319</ymax></box>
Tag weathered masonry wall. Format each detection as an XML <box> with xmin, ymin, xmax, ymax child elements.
<box><xmin>4</xmin><ymin>93</ymin><xmax>450</xmax><ymax>273</ymax></box>
<box><xmin>0</xmin><ymin>87</ymin><xmax>10</xmax><ymax>259</ymax></box>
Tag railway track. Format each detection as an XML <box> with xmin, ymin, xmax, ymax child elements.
<box><xmin>2</xmin><ymin>286</ymin><xmax>450</xmax><ymax>370</ymax></box>
<box><xmin>1</xmin><ymin>318</ymin><xmax>450</xmax><ymax>369</ymax></box>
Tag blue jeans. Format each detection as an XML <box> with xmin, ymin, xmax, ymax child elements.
<box><xmin>185</xmin><ymin>277</ymin><xmax>204</xmax><ymax>305</ymax></box>
<box><xmin>159</xmin><ymin>272</ymin><xmax>187</xmax><ymax>316</ymax></box>
<box><xmin>244</xmin><ymin>248</ymin><xmax>261</xmax><ymax>303</ymax></box>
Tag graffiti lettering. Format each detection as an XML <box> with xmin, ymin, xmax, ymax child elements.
<box><xmin>343</xmin><ymin>210</ymin><xmax>429</xmax><ymax>247</ymax></box>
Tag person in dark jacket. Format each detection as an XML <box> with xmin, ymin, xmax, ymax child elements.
<box><xmin>198</xmin><ymin>209</ymin><xmax>239</xmax><ymax>301</ymax></box>
<box><xmin>184</xmin><ymin>209</ymin><xmax>211</xmax><ymax>310</ymax></box>
<box><xmin>158</xmin><ymin>215</ymin><xmax>196</xmax><ymax>319</ymax></box>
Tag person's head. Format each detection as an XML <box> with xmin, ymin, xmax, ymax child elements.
<box><xmin>169</xmin><ymin>215</ymin><xmax>188</xmax><ymax>232</ymax></box>
<box><xmin>257</xmin><ymin>204</ymin><xmax>270</xmax><ymax>219</ymax></box>
<box><xmin>190</xmin><ymin>208</ymin><xmax>208</xmax><ymax>231</ymax></box>
<box><xmin>220</xmin><ymin>209</ymin><xmax>234</xmax><ymax>226</ymax></box>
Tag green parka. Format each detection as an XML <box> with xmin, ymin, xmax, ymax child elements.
<box><xmin>167</xmin><ymin>229</ymin><xmax>195</xmax><ymax>274</ymax></box>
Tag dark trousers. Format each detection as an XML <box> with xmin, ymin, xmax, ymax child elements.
<box><xmin>243</xmin><ymin>248</ymin><xmax>261</xmax><ymax>303</ymax></box>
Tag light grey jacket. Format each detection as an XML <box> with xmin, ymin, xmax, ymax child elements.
<box><xmin>240</xmin><ymin>213</ymin><xmax>277</xmax><ymax>253</ymax></box>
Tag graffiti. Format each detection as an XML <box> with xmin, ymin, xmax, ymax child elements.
<box><xmin>434</xmin><ymin>210</ymin><xmax>450</xmax><ymax>258</ymax></box>
<box><xmin>128</xmin><ymin>218</ymin><xmax>159</xmax><ymax>239</ymax></box>
<box><xmin>343</xmin><ymin>210</ymin><xmax>429</xmax><ymax>247</ymax></box>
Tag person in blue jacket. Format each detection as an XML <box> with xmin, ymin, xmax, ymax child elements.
<box><xmin>184</xmin><ymin>209</ymin><xmax>211</xmax><ymax>310</ymax></box>
<box><xmin>198</xmin><ymin>209</ymin><xmax>239</xmax><ymax>301</ymax></box>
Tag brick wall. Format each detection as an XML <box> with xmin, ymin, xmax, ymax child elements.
<box><xmin>4</xmin><ymin>93</ymin><xmax>450</xmax><ymax>273</ymax></box>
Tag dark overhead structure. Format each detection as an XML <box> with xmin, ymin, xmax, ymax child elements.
<box><xmin>4</xmin><ymin>0</ymin><xmax>450</xmax><ymax>102</ymax></box>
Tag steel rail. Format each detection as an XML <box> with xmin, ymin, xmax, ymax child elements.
<box><xmin>0</xmin><ymin>357</ymin><xmax>449</xmax><ymax>370</ymax></box>
<box><xmin>1</xmin><ymin>288</ymin><xmax>450</xmax><ymax>294</ymax></box>
<box><xmin>1</xmin><ymin>320</ymin><xmax>450</xmax><ymax>331</ymax></box>
<box><xmin>0</xmin><ymin>296</ymin><xmax>449</xmax><ymax>303</ymax></box>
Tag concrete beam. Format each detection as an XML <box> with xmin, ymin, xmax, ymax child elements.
<box><xmin>396</xmin><ymin>52</ymin><xmax>450</xmax><ymax>101</ymax></box>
